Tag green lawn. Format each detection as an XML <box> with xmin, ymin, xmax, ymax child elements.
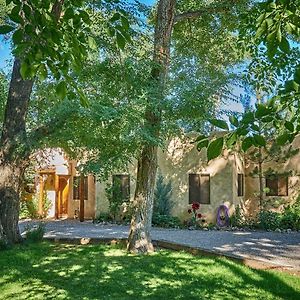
<box><xmin>0</xmin><ymin>242</ymin><xmax>299</xmax><ymax>300</ymax></box>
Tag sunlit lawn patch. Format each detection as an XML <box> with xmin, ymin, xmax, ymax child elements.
<box><xmin>0</xmin><ymin>242</ymin><xmax>299</xmax><ymax>299</ymax></box>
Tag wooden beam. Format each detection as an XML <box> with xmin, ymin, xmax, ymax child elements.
<box><xmin>79</xmin><ymin>174</ymin><xmax>85</xmax><ymax>222</ymax></box>
<box><xmin>38</xmin><ymin>175</ymin><xmax>44</xmax><ymax>217</ymax></box>
<box><xmin>55</xmin><ymin>175</ymin><xmax>59</xmax><ymax>219</ymax></box>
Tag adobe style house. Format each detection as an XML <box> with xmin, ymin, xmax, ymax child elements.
<box><xmin>34</xmin><ymin>135</ymin><xmax>300</xmax><ymax>224</ymax></box>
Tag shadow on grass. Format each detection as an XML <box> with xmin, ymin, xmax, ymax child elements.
<box><xmin>0</xmin><ymin>242</ymin><xmax>299</xmax><ymax>300</ymax></box>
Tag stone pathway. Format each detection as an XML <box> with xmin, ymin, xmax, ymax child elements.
<box><xmin>19</xmin><ymin>220</ymin><xmax>300</xmax><ymax>273</ymax></box>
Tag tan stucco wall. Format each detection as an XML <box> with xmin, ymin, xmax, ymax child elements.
<box><xmin>157</xmin><ymin>138</ymin><xmax>244</xmax><ymax>223</ymax></box>
<box><xmin>95</xmin><ymin>137</ymin><xmax>245</xmax><ymax>224</ymax></box>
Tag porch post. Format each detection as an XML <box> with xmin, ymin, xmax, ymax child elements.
<box><xmin>38</xmin><ymin>175</ymin><xmax>44</xmax><ymax>217</ymax></box>
<box><xmin>79</xmin><ymin>174</ymin><xmax>85</xmax><ymax>222</ymax></box>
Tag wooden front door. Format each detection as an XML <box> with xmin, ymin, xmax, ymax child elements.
<box><xmin>56</xmin><ymin>176</ymin><xmax>70</xmax><ymax>218</ymax></box>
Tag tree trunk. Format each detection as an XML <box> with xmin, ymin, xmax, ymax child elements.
<box><xmin>127</xmin><ymin>0</ymin><xmax>176</xmax><ymax>253</ymax></box>
<box><xmin>0</xmin><ymin>58</ymin><xmax>33</xmax><ymax>244</ymax></box>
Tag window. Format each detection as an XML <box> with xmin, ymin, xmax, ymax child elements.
<box><xmin>189</xmin><ymin>174</ymin><xmax>210</xmax><ymax>204</ymax></box>
<box><xmin>265</xmin><ymin>175</ymin><xmax>288</xmax><ymax>196</ymax></box>
<box><xmin>237</xmin><ymin>174</ymin><xmax>244</xmax><ymax>197</ymax></box>
<box><xmin>73</xmin><ymin>176</ymin><xmax>88</xmax><ymax>200</ymax></box>
<box><xmin>112</xmin><ymin>175</ymin><xmax>130</xmax><ymax>201</ymax></box>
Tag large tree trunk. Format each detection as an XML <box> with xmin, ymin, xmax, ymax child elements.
<box><xmin>0</xmin><ymin>58</ymin><xmax>33</xmax><ymax>244</ymax></box>
<box><xmin>127</xmin><ymin>0</ymin><xmax>176</xmax><ymax>253</ymax></box>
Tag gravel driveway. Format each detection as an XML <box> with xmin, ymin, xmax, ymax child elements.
<box><xmin>19</xmin><ymin>219</ymin><xmax>300</xmax><ymax>272</ymax></box>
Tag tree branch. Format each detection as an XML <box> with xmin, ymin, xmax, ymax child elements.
<box><xmin>174</xmin><ymin>0</ymin><xmax>241</xmax><ymax>24</ymax></box>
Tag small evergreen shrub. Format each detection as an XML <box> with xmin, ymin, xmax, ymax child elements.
<box><xmin>258</xmin><ymin>210</ymin><xmax>281</xmax><ymax>230</ymax></box>
<box><xmin>25</xmin><ymin>223</ymin><xmax>45</xmax><ymax>243</ymax></box>
<box><xmin>154</xmin><ymin>173</ymin><xmax>173</xmax><ymax>216</ymax></box>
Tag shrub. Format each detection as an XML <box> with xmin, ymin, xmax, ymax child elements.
<box><xmin>154</xmin><ymin>173</ymin><xmax>173</xmax><ymax>216</ymax></box>
<box><xmin>229</xmin><ymin>205</ymin><xmax>243</xmax><ymax>227</ymax></box>
<box><xmin>152</xmin><ymin>213</ymin><xmax>181</xmax><ymax>228</ymax></box>
<box><xmin>281</xmin><ymin>198</ymin><xmax>300</xmax><ymax>230</ymax></box>
<box><xmin>25</xmin><ymin>223</ymin><xmax>45</xmax><ymax>243</ymax></box>
<box><xmin>105</xmin><ymin>181</ymin><xmax>130</xmax><ymax>221</ymax></box>
<box><xmin>93</xmin><ymin>212</ymin><xmax>113</xmax><ymax>223</ymax></box>
<box><xmin>20</xmin><ymin>195</ymin><xmax>52</xmax><ymax>219</ymax></box>
<box><xmin>258</xmin><ymin>210</ymin><xmax>281</xmax><ymax>230</ymax></box>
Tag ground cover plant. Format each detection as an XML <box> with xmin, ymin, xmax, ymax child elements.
<box><xmin>0</xmin><ymin>242</ymin><xmax>299</xmax><ymax>300</ymax></box>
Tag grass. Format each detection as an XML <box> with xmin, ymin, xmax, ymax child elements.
<box><xmin>0</xmin><ymin>242</ymin><xmax>299</xmax><ymax>300</ymax></box>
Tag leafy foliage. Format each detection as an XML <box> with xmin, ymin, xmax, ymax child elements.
<box><xmin>153</xmin><ymin>172</ymin><xmax>173</xmax><ymax>216</ymax></box>
<box><xmin>258</xmin><ymin>210</ymin><xmax>281</xmax><ymax>230</ymax></box>
<box><xmin>24</xmin><ymin>223</ymin><xmax>45</xmax><ymax>243</ymax></box>
<box><xmin>152</xmin><ymin>214</ymin><xmax>181</xmax><ymax>228</ymax></box>
<box><xmin>0</xmin><ymin>0</ymin><xmax>132</xmax><ymax>104</ymax></box>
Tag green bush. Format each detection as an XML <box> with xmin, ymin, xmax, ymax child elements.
<box><xmin>152</xmin><ymin>213</ymin><xmax>181</xmax><ymax>228</ymax></box>
<box><xmin>258</xmin><ymin>210</ymin><xmax>281</xmax><ymax>230</ymax></box>
<box><xmin>105</xmin><ymin>180</ymin><xmax>131</xmax><ymax>221</ymax></box>
<box><xmin>20</xmin><ymin>195</ymin><xmax>52</xmax><ymax>219</ymax></box>
<box><xmin>25</xmin><ymin>223</ymin><xmax>45</xmax><ymax>243</ymax></box>
<box><xmin>154</xmin><ymin>173</ymin><xmax>173</xmax><ymax>216</ymax></box>
<box><xmin>94</xmin><ymin>212</ymin><xmax>113</xmax><ymax>223</ymax></box>
<box><xmin>281</xmin><ymin>198</ymin><xmax>300</xmax><ymax>230</ymax></box>
<box><xmin>229</xmin><ymin>205</ymin><xmax>244</xmax><ymax>227</ymax></box>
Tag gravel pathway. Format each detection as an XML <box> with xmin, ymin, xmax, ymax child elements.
<box><xmin>19</xmin><ymin>219</ymin><xmax>300</xmax><ymax>272</ymax></box>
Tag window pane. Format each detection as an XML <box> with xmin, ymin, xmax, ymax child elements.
<box><xmin>113</xmin><ymin>175</ymin><xmax>130</xmax><ymax>201</ymax></box>
<box><xmin>278</xmin><ymin>177</ymin><xmax>288</xmax><ymax>196</ymax></box>
<box><xmin>237</xmin><ymin>174</ymin><xmax>244</xmax><ymax>197</ymax></box>
<box><xmin>84</xmin><ymin>176</ymin><xmax>88</xmax><ymax>200</ymax></box>
<box><xmin>73</xmin><ymin>176</ymin><xmax>80</xmax><ymax>200</ymax></box>
<box><xmin>200</xmin><ymin>174</ymin><xmax>210</xmax><ymax>204</ymax></box>
<box><xmin>266</xmin><ymin>176</ymin><xmax>278</xmax><ymax>196</ymax></box>
<box><xmin>189</xmin><ymin>174</ymin><xmax>200</xmax><ymax>204</ymax></box>
<box><xmin>73</xmin><ymin>176</ymin><xmax>88</xmax><ymax>200</ymax></box>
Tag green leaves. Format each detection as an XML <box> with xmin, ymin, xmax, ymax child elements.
<box><xmin>242</xmin><ymin>136</ymin><xmax>253</xmax><ymax>152</ymax></box>
<box><xmin>0</xmin><ymin>25</ymin><xmax>14</xmax><ymax>34</ymax></box>
<box><xmin>253</xmin><ymin>134</ymin><xmax>266</xmax><ymax>147</ymax></box>
<box><xmin>108</xmin><ymin>12</ymin><xmax>132</xmax><ymax>51</ymax></box>
<box><xmin>116</xmin><ymin>32</ymin><xmax>126</xmax><ymax>50</ymax></box>
<box><xmin>276</xmin><ymin>133</ymin><xmax>290</xmax><ymax>145</ymax></box>
<box><xmin>20</xmin><ymin>62</ymin><xmax>29</xmax><ymax>79</ymax></box>
<box><xmin>229</xmin><ymin>115</ymin><xmax>239</xmax><ymax>127</ymax></box>
<box><xmin>207</xmin><ymin>137</ymin><xmax>224</xmax><ymax>161</ymax></box>
<box><xmin>88</xmin><ymin>36</ymin><xmax>97</xmax><ymax>50</ymax></box>
<box><xmin>284</xmin><ymin>121</ymin><xmax>294</xmax><ymax>132</ymax></box>
<box><xmin>209</xmin><ymin>119</ymin><xmax>229</xmax><ymax>130</ymax></box>
<box><xmin>56</xmin><ymin>81</ymin><xmax>67</xmax><ymax>100</ymax></box>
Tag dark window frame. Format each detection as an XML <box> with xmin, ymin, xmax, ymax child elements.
<box><xmin>112</xmin><ymin>174</ymin><xmax>130</xmax><ymax>202</ymax></box>
<box><xmin>265</xmin><ymin>175</ymin><xmax>288</xmax><ymax>196</ymax></box>
<box><xmin>73</xmin><ymin>176</ymin><xmax>88</xmax><ymax>200</ymax></box>
<box><xmin>188</xmin><ymin>173</ymin><xmax>210</xmax><ymax>204</ymax></box>
<box><xmin>237</xmin><ymin>173</ymin><xmax>244</xmax><ymax>197</ymax></box>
